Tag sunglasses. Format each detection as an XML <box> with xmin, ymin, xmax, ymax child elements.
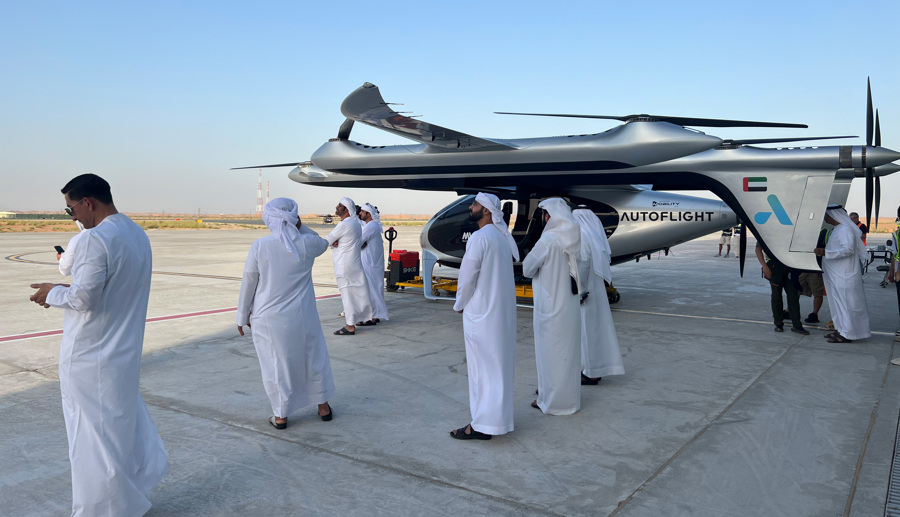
<box><xmin>64</xmin><ymin>198</ymin><xmax>85</xmax><ymax>216</ymax></box>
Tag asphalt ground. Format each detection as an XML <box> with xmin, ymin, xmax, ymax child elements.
<box><xmin>1</xmin><ymin>227</ymin><xmax>899</xmax><ymax>516</ymax></box>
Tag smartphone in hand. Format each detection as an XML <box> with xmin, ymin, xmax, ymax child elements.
<box><xmin>54</xmin><ymin>245</ymin><xmax>65</xmax><ymax>254</ymax></box>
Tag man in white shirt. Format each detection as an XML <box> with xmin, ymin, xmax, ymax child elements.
<box><xmin>814</xmin><ymin>205</ymin><xmax>871</xmax><ymax>343</ymax></box>
<box><xmin>522</xmin><ymin>198</ymin><xmax>583</xmax><ymax>416</ymax></box>
<box><xmin>237</xmin><ymin>198</ymin><xmax>335</xmax><ymax>429</ymax></box>
<box><xmin>358</xmin><ymin>203</ymin><xmax>389</xmax><ymax>326</ymax></box>
<box><xmin>450</xmin><ymin>193</ymin><xmax>518</xmax><ymax>440</ymax></box>
<box><xmin>29</xmin><ymin>173</ymin><xmax>168</xmax><ymax>516</ymax></box>
<box><xmin>326</xmin><ymin>197</ymin><xmax>373</xmax><ymax>335</ymax></box>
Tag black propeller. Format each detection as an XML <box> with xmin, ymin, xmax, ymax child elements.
<box><xmin>495</xmin><ymin>112</ymin><xmax>808</xmax><ymax>129</ymax></box>
<box><xmin>865</xmin><ymin>78</ymin><xmax>874</xmax><ymax>231</ymax></box>
<box><xmin>875</xmin><ymin>110</ymin><xmax>882</xmax><ymax>228</ymax></box>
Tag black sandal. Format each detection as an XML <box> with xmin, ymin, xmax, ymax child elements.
<box><xmin>356</xmin><ymin>320</ymin><xmax>377</xmax><ymax>326</ymax></box>
<box><xmin>269</xmin><ymin>416</ymin><xmax>287</xmax><ymax>430</ymax></box>
<box><xmin>450</xmin><ymin>424</ymin><xmax>491</xmax><ymax>440</ymax></box>
<box><xmin>334</xmin><ymin>327</ymin><xmax>355</xmax><ymax>335</ymax></box>
<box><xmin>827</xmin><ymin>334</ymin><xmax>852</xmax><ymax>343</ymax></box>
<box><xmin>581</xmin><ymin>373</ymin><xmax>601</xmax><ymax>385</ymax></box>
<box><xmin>531</xmin><ymin>400</ymin><xmax>540</xmax><ymax>410</ymax></box>
<box><xmin>320</xmin><ymin>403</ymin><xmax>333</xmax><ymax>421</ymax></box>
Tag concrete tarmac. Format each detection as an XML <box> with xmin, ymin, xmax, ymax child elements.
<box><xmin>1</xmin><ymin>227</ymin><xmax>899</xmax><ymax>516</ymax></box>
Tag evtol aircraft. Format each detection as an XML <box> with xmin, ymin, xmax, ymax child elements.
<box><xmin>235</xmin><ymin>81</ymin><xmax>900</xmax><ymax>292</ymax></box>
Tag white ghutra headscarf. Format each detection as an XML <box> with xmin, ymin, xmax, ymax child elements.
<box><xmin>572</xmin><ymin>208</ymin><xmax>612</xmax><ymax>283</ymax></box>
<box><xmin>340</xmin><ymin>197</ymin><xmax>358</xmax><ymax>221</ymax></box>
<box><xmin>538</xmin><ymin>197</ymin><xmax>581</xmax><ymax>280</ymax></box>
<box><xmin>475</xmin><ymin>192</ymin><xmax>520</xmax><ymax>261</ymax></box>
<box><xmin>826</xmin><ymin>205</ymin><xmax>869</xmax><ymax>263</ymax></box>
<box><xmin>262</xmin><ymin>198</ymin><xmax>303</xmax><ymax>261</ymax></box>
<box><xmin>361</xmin><ymin>203</ymin><xmax>381</xmax><ymax>223</ymax></box>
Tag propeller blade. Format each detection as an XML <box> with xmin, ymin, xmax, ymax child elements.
<box><xmin>231</xmin><ymin>162</ymin><xmax>303</xmax><ymax>170</ymax></box>
<box><xmin>723</xmin><ymin>136</ymin><xmax>856</xmax><ymax>146</ymax></box>
<box><xmin>865</xmin><ymin>168</ymin><xmax>873</xmax><ymax>230</ymax></box>
<box><xmin>875</xmin><ymin>177</ymin><xmax>881</xmax><ymax>229</ymax></box>
<box><xmin>866</xmin><ymin>77</ymin><xmax>873</xmax><ymax>146</ymax></box>
<box><xmin>875</xmin><ymin>110</ymin><xmax>881</xmax><ymax>146</ymax></box>
<box><xmin>494</xmin><ymin>112</ymin><xmax>808</xmax><ymax>129</ymax></box>
<box><xmin>875</xmin><ymin>109</ymin><xmax>882</xmax><ymax>228</ymax></box>
<box><xmin>739</xmin><ymin>223</ymin><xmax>747</xmax><ymax>278</ymax></box>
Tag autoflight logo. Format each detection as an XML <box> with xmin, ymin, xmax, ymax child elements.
<box><xmin>754</xmin><ymin>194</ymin><xmax>792</xmax><ymax>226</ymax></box>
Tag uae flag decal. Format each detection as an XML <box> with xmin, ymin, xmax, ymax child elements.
<box><xmin>743</xmin><ymin>177</ymin><xmax>767</xmax><ymax>192</ymax></box>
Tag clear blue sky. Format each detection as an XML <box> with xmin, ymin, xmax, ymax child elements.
<box><xmin>2</xmin><ymin>1</ymin><xmax>898</xmax><ymax>219</ymax></box>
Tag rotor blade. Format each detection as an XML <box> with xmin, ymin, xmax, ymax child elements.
<box><xmin>739</xmin><ymin>223</ymin><xmax>747</xmax><ymax>278</ymax></box>
<box><xmin>875</xmin><ymin>110</ymin><xmax>881</xmax><ymax>146</ymax></box>
<box><xmin>494</xmin><ymin>112</ymin><xmax>808</xmax><ymax>128</ymax></box>
<box><xmin>231</xmin><ymin>162</ymin><xmax>302</xmax><ymax>170</ymax></box>
<box><xmin>724</xmin><ymin>136</ymin><xmax>856</xmax><ymax>146</ymax></box>
<box><xmin>875</xmin><ymin>176</ymin><xmax>881</xmax><ymax>229</ymax></box>
<box><xmin>865</xmin><ymin>168</ymin><xmax>873</xmax><ymax>230</ymax></box>
<box><xmin>866</xmin><ymin>77</ymin><xmax>873</xmax><ymax>147</ymax></box>
<box><xmin>874</xmin><ymin>109</ymin><xmax>882</xmax><ymax>229</ymax></box>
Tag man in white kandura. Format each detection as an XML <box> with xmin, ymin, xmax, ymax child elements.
<box><xmin>237</xmin><ymin>198</ymin><xmax>335</xmax><ymax>429</ymax></box>
<box><xmin>326</xmin><ymin>197</ymin><xmax>373</xmax><ymax>335</ymax></box>
<box><xmin>814</xmin><ymin>205</ymin><xmax>871</xmax><ymax>343</ymax></box>
<box><xmin>573</xmin><ymin>208</ymin><xmax>625</xmax><ymax>384</ymax></box>
<box><xmin>449</xmin><ymin>193</ymin><xmax>519</xmax><ymax>440</ymax></box>
<box><xmin>56</xmin><ymin>220</ymin><xmax>85</xmax><ymax>276</ymax></box>
<box><xmin>358</xmin><ymin>203</ymin><xmax>389</xmax><ymax>326</ymax></box>
<box><xmin>522</xmin><ymin>198</ymin><xmax>583</xmax><ymax>415</ymax></box>
<box><xmin>29</xmin><ymin>173</ymin><xmax>168</xmax><ymax>516</ymax></box>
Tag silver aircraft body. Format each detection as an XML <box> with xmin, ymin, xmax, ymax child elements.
<box><xmin>238</xmin><ymin>82</ymin><xmax>900</xmax><ymax>273</ymax></box>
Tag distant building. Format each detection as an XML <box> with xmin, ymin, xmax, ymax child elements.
<box><xmin>0</xmin><ymin>212</ymin><xmax>16</xmax><ymax>219</ymax></box>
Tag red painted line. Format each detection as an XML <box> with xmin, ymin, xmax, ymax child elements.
<box><xmin>1</xmin><ymin>293</ymin><xmax>343</xmax><ymax>343</ymax></box>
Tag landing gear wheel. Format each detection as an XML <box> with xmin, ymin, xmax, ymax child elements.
<box><xmin>432</xmin><ymin>288</ymin><xmax>441</xmax><ymax>297</ymax></box>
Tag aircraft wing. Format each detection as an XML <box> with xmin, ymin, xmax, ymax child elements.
<box><xmin>341</xmin><ymin>83</ymin><xmax>516</xmax><ymax>151</ymax></box>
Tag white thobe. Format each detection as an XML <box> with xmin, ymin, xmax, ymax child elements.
<box><xmin>822</xmin><ymin>224</ymin><xmax>871</xmax><ymax>340</ymax></box>
<box><xmin>522</xmin><ymin>233</ymin><xmax>582</xmax><ymax>415</ymax></box>
<box><xmin>326</xmin><ymin>218</ymin><xmax>373</xmax><ymax>325</ymax></box>
<box><xmin>453</xmin><ymin>225</ymin><xmax>517</xmax><ymax>435</ymax></box>
<box><xmin>361</xmin><ymin>220</ymin><xmax>389</xmax><ymax>321</ymax></box>
<box><xmin>46</xmin><ymin>213</ymin><xmax>168</xmax><ymax>517</ymax></box>
<box><xmin>58</xmin><ymin>230</ymin><xmax>85</xmax><ymax>276</ymax></box>
<box><xmin>577</xmin><ymin>244</ymin><xmax>624</xmax><ymax>378</ymax></box>
<box><xmin>237</xmin><ymin>225</ymin><xmax>336</xmax><ymax>416</ymax></box>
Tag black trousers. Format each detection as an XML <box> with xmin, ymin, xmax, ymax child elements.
<box><xmin>768</xmin><ymin>261</ymin><xmax>802</xmax><ymax>328</ymax></box>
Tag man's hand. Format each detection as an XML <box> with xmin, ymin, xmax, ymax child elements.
<box><xmin>237</xmin><ymin>322</ymin><xmax>251</xmax><ymax>336</ymax></box>
<box><xmin>814</xmin><ymin>247</ymin><xmax>825</xmax><ymax>257</ymax></box>
<box><xmin>30</xmin><ymin>283</ymin><xmax>61</xmax><ymax>308</ymax></box>
<box><xmin>332</xmin><ymin>240</ymin><xmax>339</xmax><ymax>248</ymax></box>
<box><xmin>457</xmin><ymin>310</ymin><xmax>463</xmax><ymax>314</ymax></box>
<box><xmin>761</xmin><ymin>265</ymin><xmax>772</xmax><ymax>280</ymax></box>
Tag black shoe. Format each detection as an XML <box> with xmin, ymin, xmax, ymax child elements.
<box><xmin>791</xmin><ymin>326</ymin><xmax>810</xmax><ymax>336</ymax></box>
<box><xmin>804</xmin><ymin>313</ymin><xmax>819</xmax><ymax>324</ymax></box>
<box><xmin>320</xmin><ymin>403</ymin><xmax>333</xmax><ymax>422</ymax></box>
<box><xmin>775</xmin><ymin>325</ymin><xmax>784</xmax><ymax>333</ymax></box>
<box><xmin>581</xmin><ymin>373</ymin><xmax>601</xmax><ymax>385</ymax></box>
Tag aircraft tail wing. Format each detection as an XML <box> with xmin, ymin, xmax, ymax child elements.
<box><xmin>341</xmin><ymin>83</ymin><xmax>516</xmax><ymax>151</ymax></box>
<box><xmin>711</xmin><ymin>169</ymin><xmax>851</xmax><ymax>271</ymax></box>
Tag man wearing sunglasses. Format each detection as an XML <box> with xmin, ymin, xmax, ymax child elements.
<box><xmin>29</xmin><ymin>173</ymin><xmax>168</xmax><ymax>516</ymax></box>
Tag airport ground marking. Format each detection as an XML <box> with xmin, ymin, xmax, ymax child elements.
<box><xmin>0</xmin><ymin>293</ymin><xmax>343</xmax><ymax>343</ymax></box>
